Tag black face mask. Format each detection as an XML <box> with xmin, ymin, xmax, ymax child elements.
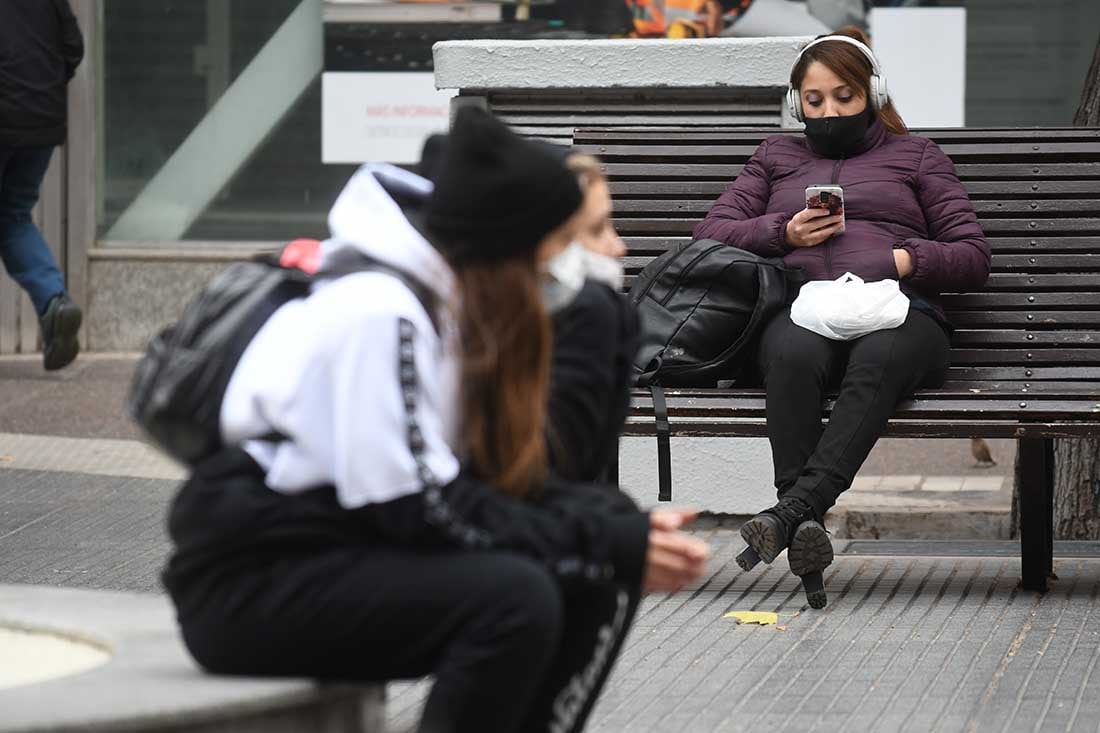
<box><xmin>803</xmin><ymin>108</ymin><xmax>872</xmax><ymax>158</ymax></box>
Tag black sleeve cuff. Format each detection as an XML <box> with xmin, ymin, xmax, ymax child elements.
<box><xmin>608</xmin><ymin>512</ymin><xmax>650</xmax><ymax>588</ymax></box>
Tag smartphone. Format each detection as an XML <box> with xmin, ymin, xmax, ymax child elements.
<box><xmin>806</xmin><ymin>185</ymin><xmax>845</xmax><ymax>232</ymax></box>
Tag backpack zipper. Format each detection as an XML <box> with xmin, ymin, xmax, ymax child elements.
<box><xmin>825</xmin><ymin>156</ymin><xmax>845</xmax><ymax>279</ymax></box>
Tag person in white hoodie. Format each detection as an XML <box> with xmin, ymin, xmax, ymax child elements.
<box><xmin>162</xmin><ymin>108</ymin><xmax>709</xmax><ymax>733</ymax></box>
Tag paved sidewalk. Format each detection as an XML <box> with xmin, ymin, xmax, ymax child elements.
<box><xmin>2</xmin><ymin>356</ymin><xmax>1093</xmax><ymax>732</ymax></box>
<box><xmin>387</xmin><ymin>538</ymin><xmax>1100</xmax><ymax>733</ymax></box>
<box><xmin>3</xmin><ymin>462</ymin><xmax>1100</xmax><ymax>732</ymax></box>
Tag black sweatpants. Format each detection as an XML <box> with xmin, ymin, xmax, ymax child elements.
<box><xmin>174</xmin><ymin>540</ymin><xmax>639</xmax><ymax>733</ymax></box>
<box><xmin>756</xmin><ymin>306</ymin><xmax>951</xmax><ymax>517</ymax></box>
<box><xmin>169</xmin><ymin>282</ymin><xmax>645</xmax><ymax>733</ymax></box>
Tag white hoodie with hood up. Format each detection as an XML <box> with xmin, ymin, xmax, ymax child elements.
<box><xmin>183</xmin><ymin>163</ymin><xmax>649</xmax><ymax>591</ymax></box>
<box><xmin>220</xmin><ymin>164</ymin><xmax>462</xmax><ymax>510</ymax></box>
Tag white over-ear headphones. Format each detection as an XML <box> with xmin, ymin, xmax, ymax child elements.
<box><xmin>786</xmin><ymin>35</ymin><xmax>889</xmax><ymax>123</ymax></box>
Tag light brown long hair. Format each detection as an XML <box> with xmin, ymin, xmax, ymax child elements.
<box><xmin>565</xmin><ymin>152</ymin><xmax>604</xmax><ymax>192</ymax></box>
<box><xmin>453</xmin><ymin>255</ymin><xmax>551</xmax><ymax>498</ymax></box>
<box><xmin>790</xmin><ymin>25</ymin><xmax>909</xmax><ymax>136</ymax></box>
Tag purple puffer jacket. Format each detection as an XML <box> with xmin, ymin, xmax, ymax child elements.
<box><xmin>693</xmin><ymin>118</ymin><xmax>991</xmax><ymax>323</ymax></box>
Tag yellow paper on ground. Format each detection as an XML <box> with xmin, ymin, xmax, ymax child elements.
<box><xmin>723</xmin><ymin>611</ymin><xmax>779</xmax><ymax>626</ymax></box>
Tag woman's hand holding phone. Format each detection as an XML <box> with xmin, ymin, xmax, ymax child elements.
<box><xmin>785</xmin><ymin>207</ymin><xmax>845</xmax><ymax>248</ymax></box>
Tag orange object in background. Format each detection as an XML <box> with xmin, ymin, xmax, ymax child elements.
<box><xmin>628</xmin><ymin>0</ymin><xmax>755</xmax><ymax>38</ymax></box>
<box><xmin>628</xmin><ymin>0</ymin><xmax>709</xmax><ymax>37</ymax></box>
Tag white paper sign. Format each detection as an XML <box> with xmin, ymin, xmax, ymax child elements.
<box><xmin>322</xmin><ymin>72</ymin><xmax>456</xmax><ymax>164</ymax></box>
<box><xmin>870</xmin><ymin>8</ymin><xmax>967</xmax><ymax>128</ymax></box>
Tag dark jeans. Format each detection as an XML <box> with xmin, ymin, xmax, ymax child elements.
<box><xmin>175</xmin><ymin>539</ymin><xmax>639</xmax><ymax>733</ymax></box>
<box><xmin>756</xmin><ymin>306</ymin><xmax>951</xmax><ymax>517</ymax></box>
<box><xmin>0</xmin><ymin>146</ymin><xmax>66</xmax><ymax>315</ymax></box>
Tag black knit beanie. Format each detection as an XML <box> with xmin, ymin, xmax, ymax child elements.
<box><xmin>423</xmin><ymin>107</ymin><xmax>583</xmax><ymax>264</ymax></box>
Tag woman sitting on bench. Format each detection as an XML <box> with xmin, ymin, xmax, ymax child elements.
<box><xmin>162</xmin><ymin>109</ymin><xmax>708</xmax><ymax>733</ymax></box>
<box><xmin>694</xmin><ymin>26</ymin><xmax>990</xmax><ymax>608</ymax></box>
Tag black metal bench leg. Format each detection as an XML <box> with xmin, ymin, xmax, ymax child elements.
<box><xmin>652</xmin><ymin>386</ymin><xmax>673</xmax><ymax>502</ymax></box>
<box><xmin>1044</xmin><ymin>438</ymin><xmax>1056</xmax><ymax>578</ymax></box>
<box><xmin>1018</xmin><ymin>437</ymin><xmax>1053</xmax><ymax>593</ymax></box>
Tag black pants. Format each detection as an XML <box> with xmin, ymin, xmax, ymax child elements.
<box><xmin>171</xmin><ymin>283</ymin><xmax>643</xmax><ymax>732</ymax></box>
<box><xmin>756</xmin><ymin>306</ymin><xmax>951</xmax><ymax>517</ymax></box>
<box><xmin>173</xmin><ymin>524</ymin><xmax>640</xmax><ymax>733</ymax></box>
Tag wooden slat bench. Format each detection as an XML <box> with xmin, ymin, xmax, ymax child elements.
<box><xmin>573</xmin><ymin>125</ymin><xmax>1100</xmax><ymax>593</ymax></box>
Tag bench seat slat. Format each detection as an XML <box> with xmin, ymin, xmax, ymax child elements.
<box><xmin>620</xmin><ymin>419</ymin><xmax>1100</xmax><ymax>440</ymax></box>
<box><xmin>629</xmin><ymin>395</ymin><xmax>1100</xmax><ymax>420</ymax></box>
<box><xmin>645</xmin><ymin>381</ymin><xmax>1100</xmax><ymax>398</ymax></box>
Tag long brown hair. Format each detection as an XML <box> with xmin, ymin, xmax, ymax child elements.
<box><xmin>454</xmin><ymin>255</ymin><xmax>551</xmax><ymax>498</ymax></box>
<box><xmin>790</xmin><ymin>25</ymin><xmax>909</xmax><ymax>136</ymax></box>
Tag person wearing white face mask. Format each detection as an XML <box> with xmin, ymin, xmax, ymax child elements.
<box><xmin>162</xmin><ymin>109</ymin><xmax>708</xmax><ymax>733</ymax></box>
<box><xmin>543</xmin><ymin>153</ymin><xmax>638</xmax><ymax>483</ymax></box>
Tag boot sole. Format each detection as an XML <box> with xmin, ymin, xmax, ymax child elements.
<box><xmin>44</xmin><ymin>303</ymin><xmax>82</xmax><ymax>372</ymax></box>
<box><xmin>788</xmin><ymin>520</ymin><xmax>833</xmax><ymax>609</ymax></box>
<box><xmin>739</xmin><ymin>514</ymin><xmax>787</xmax><ymax>567</ymax></box>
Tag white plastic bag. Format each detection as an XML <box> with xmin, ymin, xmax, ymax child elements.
<box><xmin>790</xmin><ymin>273</ymin><xmax>910</xmax><ymax>341</ymax></box>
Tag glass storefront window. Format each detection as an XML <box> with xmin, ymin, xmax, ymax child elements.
<box><xmin>97</xmin><ymin>0</ymin><xmax>1100</xmax><ymax>244</ymax></box>
<box><xmin>100</xmin><ymin>0</ymin><xmax>353</xmax><ymax>242</ymax></box>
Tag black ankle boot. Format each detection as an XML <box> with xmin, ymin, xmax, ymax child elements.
<box><xmin>736</xmin><ymin>496</ymin><xmax>816</xmax><ymax>570</ymax></box>
<box><xmin>789</xmin><ymin>520</ymin><xmax>833</xmax><ymax>609</ymax></box>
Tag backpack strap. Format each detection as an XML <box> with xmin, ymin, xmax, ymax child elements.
<box><xmin>397</xmin><ymin>317</ymin><xmax>492</xmax><ymax>549</ymax></box>
<box><xmin>652</xmin><ymin>385</ymin><xmax>673</xmax><ymax>502</ymax></box>
<box><xmin>257</xmin><ymin>250</ymin><xmax>443</xmax><ymax>447</ymax></box>
<box><xmin>317</xmin><ymin>248</ymin><xmax>442</xmax><ymax>335</ymax></box>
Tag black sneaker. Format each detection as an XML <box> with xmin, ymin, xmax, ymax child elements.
<box><xmin>737</xmin><ymin>496</ymin><xmax>816</xmax><ymax>570</ymax></box>
<box><xmin>788</xmin><ymin>520</ymin><xmax>834</xmax><ymax>609</ymax></box>
<box><xmin>39</xmin><ymin>294</ymin><xmax>82</xmax><ymax>371</ymax></box>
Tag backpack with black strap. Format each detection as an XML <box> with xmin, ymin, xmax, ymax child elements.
<box><xmin>628</xmin><ymin>239</ymin><xmax>802</xmax><ymax>500</ymax></box>
<box><xmin>127</xmin><ymin>246</ymin><xmax>437</xmax><ymax>466</ymax></box>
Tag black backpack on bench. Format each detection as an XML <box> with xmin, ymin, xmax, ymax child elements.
<box><xmin>627</xmin><ymin>239</ymin><xmax>801</xmax><ymax>500</ymax></box>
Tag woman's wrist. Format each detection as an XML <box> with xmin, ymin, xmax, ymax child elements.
<box><xmin>893</xmin><ymin>248</ymin><xmax>914</xmax><ymax>279</ymax></box>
